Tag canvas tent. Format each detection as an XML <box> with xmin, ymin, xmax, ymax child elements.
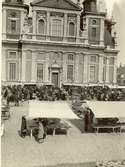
<box><xmin>28</xmin><ymin>101</ymin><xmax>80</xmax><ymax>119</ymax></box>
<box><xmin>85</xmin><ymin>101</ymin><xmax>125</xmax><ymax>119</ymax></box>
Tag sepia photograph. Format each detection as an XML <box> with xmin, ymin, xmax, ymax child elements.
<box><xmin>1</xmin><ymin>0</ymin><xmax>125</xmax><ymax>167</ymax></box>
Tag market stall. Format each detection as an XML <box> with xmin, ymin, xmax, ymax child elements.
<box><xmin>85</xmin><ymin>101</ymin><xmax>125</xmax><ymax>133</ymax></box>
<box><xmin>21</xmin><ymin>101</ymin><xmax>80</xmax><ymax>138</ymax></box>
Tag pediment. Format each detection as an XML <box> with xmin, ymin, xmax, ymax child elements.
<box><xmin>31</xmin><ymin>0</ymin><xmax>81</xmax><ymax>11</ymax></box>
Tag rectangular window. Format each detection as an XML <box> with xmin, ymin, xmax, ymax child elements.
<box><xmin>67</xmin><ymin>65</ymin><xmax>73</xmax><ymax>82</ymax></box>
<box><xmin>91</xmin><ymin>27</ymin><xmax>96</xmax><ymax>38</ymax></box>
<box><xmin>90</xmin><ymin>56</ymin><xmax>97</xmax><ymax>62</ymax></box>
<box><xmin>37</xmin><ymin>63</ymin><xmax>43</xmax><ymax>81</ymax></box>
<box><xmin>26</xmin><ymin>61</ymin><xmax>32</xmax><ymax>82</ymax></box>
<box><xmin>90</xmin><ymin>65</ymin><xmax>96</xmax><ymax>82</ymax></box>
<box><xmin>9</xmin><ymin>62</ymin><xmax>16</xmax><ymax>81</ymax></box>
<box><xmin>51</xmin><ymin>19</ymin><xmax>62</xmax><ymax>36</ymax></box>
<box><xmin>11</xmin><ymin>20</ymin><xmax>16</xmax><ymax>31</ymax></box>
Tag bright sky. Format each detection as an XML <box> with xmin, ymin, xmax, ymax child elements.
<box><xmin>23</xmin><ymin>0</ymin><xmax>125</xmax><ymax>65</ymax></box>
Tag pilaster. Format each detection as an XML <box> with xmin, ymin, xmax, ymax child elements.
<box><xmin>31</xmin><ymin>52</ymin><xmax>36</xmax><ymax>82</ymax></box>
<box><xmin>21</xmin><ymin>51</ymin><xmax>26</xmax><ymax>82</ymax></box>
<box><xmin>2</xmin><ymin>49</ymin><xmax>6</xmax><ymax>82</ymax></box>
<box><xmin>100</xmin><ymin>18</ymin><xmax>105</xmax><ymax>46</ymax></box>
<box><xmin>98</xmin><ymin>55</ymin><xmax>103</xmax><ymax>83</ymax></box>
<box><xmin>76</xmin><ymin>14</ymin><xmax>80</xmax><ymax>43</ymax></box>
<box><xmin>32</xmin><ymin>10</ymin><xmax>36</xmax><ymax>40</ymax></box>
<box><xmin>18</xmin><ymin>52</ymin><xmax>21</xmax><ymax>82</ymax></box>
<box><xmin>84</xmin><ymin>17</ymin><xmax>89</xmax><ymax>45</ymax></box>
<box><xmin>113</xmin><ymin>57</ymin><xmax>117</xmax><ymax>84</ymax></box>
<box><xmin>64</xmin><ymin>13</ymin><xmax>67</xmax><ymax>42</ymax></box>
<box><xmin>62</xmin><ymin>53</ymin><xmax>67</xmax><ymax>82</ymax></box>
<box><xmin>46</xmin><ymin>11</ymin><xmax>50</xmax><ymax>41</ymax></box>
<box><xmin>2</xmin><ymin>8</ymin><xmax>6</xmax><ymax>40</ymax></box>
<box><xmin>83</xmin><ymin>54</ymin><xmax>89</xmax><ymax>83</ymax></box>
<box><xmin>20</xmin><ymin>10</ymin><xmax>25</xmax><ymax>35</ymax></box>
<box><xmin>106</xmin><ymin>58</ymin><xmax>109</xmax><ymax>83</ymax></box>
<box><xmin>75</xmin><ymin>54</ymin><xmax>79</xmax><ymax>83</ymax></box>
<box><xmin>45</xmin><ymin>53</ymin><xmax>49</xmax><ymax>82</ymax></box>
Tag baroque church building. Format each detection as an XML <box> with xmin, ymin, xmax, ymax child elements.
<box><xmin>2</xmin><ymin>0</ymin><xmax>118</xmax><ymax>87</ymax></box>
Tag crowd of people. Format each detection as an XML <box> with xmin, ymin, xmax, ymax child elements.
<box><xmin>1</xmin><ymin>84</ymin><xmax>125</xmax><ymax>106</ymax></box>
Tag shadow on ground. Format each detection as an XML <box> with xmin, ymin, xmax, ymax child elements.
<box><xmin>68</xmin><ymin>119</ymin><xmax>85</xmax><ymax>133</ymax></box>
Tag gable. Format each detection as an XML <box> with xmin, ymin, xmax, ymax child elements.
<box><xmin>31</xmin><ymin>0</ymin><xmax>81</xmax><ymax>11</ymax></box>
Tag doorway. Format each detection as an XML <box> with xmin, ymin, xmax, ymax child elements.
<box><xmin>52</xmin><ymin>72</ymin><xmax>59</xmax><ymax>86</ymax></box>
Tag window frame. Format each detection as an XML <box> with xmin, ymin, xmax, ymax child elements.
<box><xmin>37</xmin><ymin>63</ymin><xmax>44</xmax><ymax>82</ymax></box>
<box><xmin>67</xmin><ymin>64</ymin><xmax>74</xmax><ymax>82</ymax></box>
<box><xmin>51</xmin><ymin>16</ymin><xmax>63</xmax><ymax>37</ymax></box>
<box><xmin>37</xmin><ymin>18</ymin><xmax>46</xmax><ymax>35</ymax></box>
<box><xmin>8</xmin><ymin>17</ymin><xmax>19</xmax><ymax>33</ymax></box>
<box><xmin>68</xmin><ymin>21</ymin><xmax>76</xmax><ymax>37</ymax></box>
<box><xmin>89</xmin><ymin>55</ymin><xmax>99</xmax><ymax>83</ymax></box>
<box><xmin>8</xmin><ymin>61</ymin><xmax>17</xmax><ymax>81</ymax></box>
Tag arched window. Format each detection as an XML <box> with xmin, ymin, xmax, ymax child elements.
<box><xmin>69</xmin><ymin>22</ymin><xmax>75</xmax><ymax>36</ymax></box>
<box><xmin>38</xmin><ymin>19</ymin><xmax>45</xmax><ymax>34</ymax></box>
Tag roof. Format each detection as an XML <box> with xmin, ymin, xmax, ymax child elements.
<box><xmin>85</xmin><ymin>101</ymin><xmax>125</xmax><ymax>119</ymax></box>
<box><xmin>28</xmin><ymin>101</ymin><xmax>80</xmax><ymax>119</ymax></box>
<box><xmin>2</xmin><ymin>1</ymin><xmax>29</xmax><ymax>11</ymax></box>
<box><xmin>30</xmin><ymin>0</ymin><xmax>81</xmax><ymax>11</ymax></box>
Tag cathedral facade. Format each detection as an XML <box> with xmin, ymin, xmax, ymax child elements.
<box><xmin>2</xmin><ymin>0</ymin><xmax>118</xmax><ymax>87</ymax></box>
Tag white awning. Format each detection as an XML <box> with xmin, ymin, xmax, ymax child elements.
<box><xmin>28</xmin><ymin>101</ymin><xmax>80</xmax><ymax>119</ymax></box>
<box><xmin>84</xmin><ymin>101</ymin><xmax>125</xmax><ymax>119</ymax></box>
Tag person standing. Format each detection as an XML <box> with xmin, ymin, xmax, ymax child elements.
<box><xmin>37</xmin><ymin>119</ymin><xmax>46</xmax><ymax>143</ymax></box>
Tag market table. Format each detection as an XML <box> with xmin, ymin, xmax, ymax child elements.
<box><xmin>84</xmin><ymin>101</ymin><xmax>125</xmax><ymax>133</ymax></box>
<box><xmin>26</xmin><ymin>101</ymin><xmax>80</xmax><ymax>138</ymax></box>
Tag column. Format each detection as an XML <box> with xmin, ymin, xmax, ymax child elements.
<box><xmin>98</xmin><ymin>55</ymin><xmax>103</xmax><ymax>83</ymax></box>
<box><xmin>21</xmin><ymin>51</ymin><xmax>26</xmax><ymax>82</ymax></box>
<box><xmin>100</xmin><ymin>18</ymin><xmax>105</xmax><ymax>46</ymax></box>
<box><xmin>64</xmin><ymin>13</ymin><xmax>67</xmax><ymax>42</ymax></box>
<box><xmin>31</xmin><ymin>52</ymin><xmax>36</xmax><ymax>82</ymax></box>
<box><xmin>45</xmin><ymin>53</ymin><xmax>49</xmax><ymax>83</ymax></box>
<box><xmin>46</xmin><ymin>11</ymin><xmax>50</xmax><ymax>41</ymax></box>
<box><xmin>2</xmin><ymin>49</ymin><xmax>6</xmax><ymax>82</ymax></box>
<box><xmin>2</xmin><ymin>8</ymin><xmax>6</xmax><ymax>40</ymax></box>
<box><xmin>62</xmin><ymin>53</ymin><xmax>67</xmax><ymax>83</ymax></box>
<box><xmin>76</xmin><ymin>14</ymin><xmax>80</xmax><ymax>43</ymax></box>
<box><xmin>83</xmin><ymin>54</ymin><xmax>89</xmax><ymax>83</ymax></box>
<box><xmin>113</xmin><ymin>57</ymin><xmax>117</xmax><ymax>84</ymax></box>
<box><xmin>32</xmin><ymin>10</ymin><xmax>36</xmax><ymax>40</ymax></box>
<box><xmin>106</xmin><ymin>58</ymin><xmax>109</xmax><ymax>84</ymax></box>
<box><xmin>75</xmin><ymin>54</ymin><xmax>79</xmax><ymax>83</ymax></box>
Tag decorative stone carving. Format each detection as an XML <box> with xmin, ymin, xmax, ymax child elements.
<box><xmin>37</xmin><ymin>11</ymin><xmax>46</xmax><ymax>20</ymax></box>
<box><xmin>68</xmin><ymin>16</ymin><xmax>76</xmax><ymax>23</ymax></box>
<box><xmin>23</xmin><ymin>14</ymin><xmax>33</xmax><ymax>33</ymax></box>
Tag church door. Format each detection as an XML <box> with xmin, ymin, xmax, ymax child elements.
<box><xmin>52</xmin><ymin>73</ymin><xmax>59</xmax><ymax>86</ymax></box>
